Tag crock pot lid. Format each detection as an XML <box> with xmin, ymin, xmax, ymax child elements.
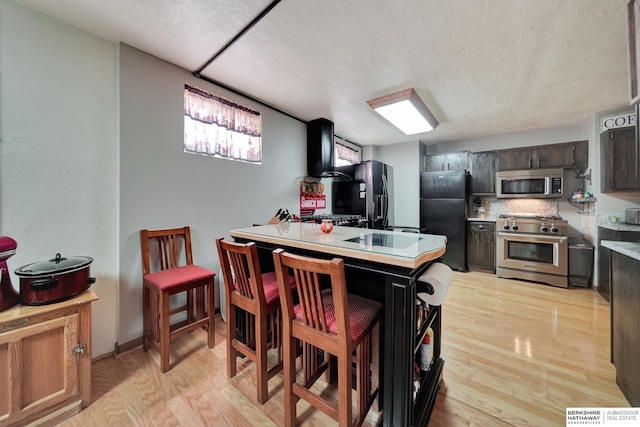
<box><xmin>15</xmin><ymin>253</ymin><xmax>93</xmax><ymax>276</ymax></box>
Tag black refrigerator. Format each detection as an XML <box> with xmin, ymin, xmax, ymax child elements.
<box><xmin>332</xmin><ymin>160</ymin><xmax>393</xmax><ymax>229</ymax></box>
<box><xmin>420</xmin><ymin>170</ymin><xmax>469</xmax><ymax>271</ymax></box>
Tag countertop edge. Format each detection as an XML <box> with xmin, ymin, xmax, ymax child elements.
<box><xmin>597</xmin><ymin>222</ymin><xmax>640</xmax><ymax>232</ymax></box>
<box><xmin>602</xmin><ymin>240</ymin><xmax>640</xmax><ymax>262</ymax></box>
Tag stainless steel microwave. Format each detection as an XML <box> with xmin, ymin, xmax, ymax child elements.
<box><xmin>496</xmin><ymin>168</ymin><xmax>564</xmax><ymax>198</ymax></box>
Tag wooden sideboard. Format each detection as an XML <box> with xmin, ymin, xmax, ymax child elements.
<box><xmin>0</xmin><ymin>290</ymin><xmax>98</xmax><ymax>427</ymax></box>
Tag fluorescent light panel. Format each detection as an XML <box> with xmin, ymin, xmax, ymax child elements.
<box><xmin>367</xmin><ymin>88</ymin><xmax>438</xmax><ymax>135</ymax></box>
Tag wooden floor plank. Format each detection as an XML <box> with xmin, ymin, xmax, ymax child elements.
<box><xmin>60</xmin><ymin>271</ymin><xmax>628</xmax><ymax>426</ymax></box>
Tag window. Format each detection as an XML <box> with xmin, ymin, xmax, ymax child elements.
<box><xmin>334</xmin><ymin>136</ymin><xmax>361</xmax><ymax>166</ymax></box>
<box><xmin>184</xmin><ymin>84</ymin><xmax>262</xmax><ymax>163</ymax></box>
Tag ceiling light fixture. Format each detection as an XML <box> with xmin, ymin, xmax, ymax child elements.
<box><xmin>367</xmin><ymin>88</ymin><xmax>439</xmax><ymax>135</ymax></box>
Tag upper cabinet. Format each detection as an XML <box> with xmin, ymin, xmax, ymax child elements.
<box><xmin>496</xmin><ymin>147</ymin><xmax>532</xmax><ymax>170</ymax></box>
<box><xmin>601</xmin><ymin>127</ymin><xmax>640</xmax><ymax>192</ymax></box>
<box><xmin>425</xmin><ymin>151</ymin><xmax>469</xmax><ymax>172</ymax></box>
<box><xmin>469</xmin><ymin>151</ymin><xmax>496</xmax><ymax>195</ymax></box>
<box><xmin>496</xmin><ymin>141</ymin><xmax>588</xmax><ymax>170</ymax></box>
<box><xmin>533</xmin><ymin>141</ymin><xmax>588</xmax><ymax>169</ymax></box>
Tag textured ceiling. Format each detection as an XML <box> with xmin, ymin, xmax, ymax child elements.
<box><xmin>17</xmin><ymin>0</ymin><xmax>631</xmax><ymax>146</ymax></box>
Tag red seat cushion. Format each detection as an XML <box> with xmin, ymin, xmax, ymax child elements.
<box><xmin>294</xmin><ymin>289</ymin><xmax>382</xmax><ymax>342</ymax></box>
<box><xmin>144</xmin><ymin>264</ymin><xmax>215</xmax><ymax>290</ymax></box>
<box><xmin>235</xmin><ymin>272</ymin><xmax>296</xmax><ymax>304</ymax></box>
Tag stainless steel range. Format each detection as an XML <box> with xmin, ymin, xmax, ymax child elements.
<box><xmin>496</xmin><ymin>213</ymin><xmax>569</xmax><ymax>288</ymax></box>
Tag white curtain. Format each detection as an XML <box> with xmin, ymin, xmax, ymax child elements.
<box><xmin>184</xmin><ymin>85</ymin><xmax>262</xmax><ymax>163</ymax></box>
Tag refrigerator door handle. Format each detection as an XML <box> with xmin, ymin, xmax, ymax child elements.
<box><xmin>382</xmin><ymin>174</ymin><xmax>389</xmax><ymax>227</ymax></box>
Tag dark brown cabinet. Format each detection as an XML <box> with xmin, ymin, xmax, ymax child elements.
<box><xmin>469</xmin><ymin>151</ymin><xmax>496</xmax><ymax>194</ymax></box>
<box><xmin>611</xmin><ymin>251</ymin><xmax>640</xmax><ymax>406</ymax></box>
<box><xmin>425</xmin><ymin>151</ymin><xmax>469</xmax><ymax>172</ymax></box>
<box><xmin>597</xmin><ymin>226</ymin><xmax>640</xmax><ymax>302</ymax></box>
<box><xmin>534</xmin><ymin>141</ymin><xmax>588</xmax><ymax>169</ymax></box>
<box><xmin>496</xmin><ymin>147</ymin><xmax>532</xmax><ymax>170</ymax></box>
<box><xmin>496</xmin><ymin>141</ymin><xmax>588</xmax><ymax>170</ymax></box>
<box><xmin>467</xmin><ymin>221</ymin><xmax>495</xmax><ymax>272</ymax></box>
<box><xmin>600</xmin><ymin>127</ymin><xmax>640</xmax><ymax>192</ymax></box>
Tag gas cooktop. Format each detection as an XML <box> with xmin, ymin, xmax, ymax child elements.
<box><xmin>499</xmin><ymin>213</ymin><xmax>563</xmax><ymax>221</ymax></box>
<box><xmin>498</xmin><ymin>213</ymin><xmax>567</xmax><ymax>235</ymax></box>
<box><xmin>299</xmin><ymin>214</ymin><xmax>365</xmax><ymax>227</ymax></box>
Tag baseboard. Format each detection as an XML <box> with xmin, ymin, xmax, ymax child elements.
<box><xmin>104</xmin><ymin>309</ymin><xmax>222</xmax><ymax>360</ymax></box>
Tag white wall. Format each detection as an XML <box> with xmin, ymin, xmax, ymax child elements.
<box><xmin>118</xmin><ymin>44</ymin><xmax>306</xmax><ymax>344</ymax></box>
<box><xmin>376</xmin><ymin>141</ymin><xmax>422</xmax><ymax>228</ymax></box>
<box><xmin>0</xmin><ymin>0</ymin><xmax>118</xmax><ymax>357</ymax></box>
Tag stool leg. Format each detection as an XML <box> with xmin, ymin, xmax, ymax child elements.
<box><xmin>207</xmin><ymin>279</ymin><xmax>215</xmax><ymax>349</ymax></box>
<box><xmin>160</xmin><ymin>290</ymin><xmax>171</xmax><ymax>373</ymax></box>
<box><xmin>256</xmin><ymin>311</ymin><xmax>268</xmax><ymax>404</ymax></box>
<box><xmin>338</xmin><ymin>352</ymin><xmax>353</xmax><ymax>427</ymax></box>
<box><xmin>227</xmin><ymin>294</ymin><xmax>238</xmax><ymax>378</ymax></box>
<box><xmin>372</xmin><ymin>320</ymin><xmax>381</xmax><ymax>412</ymax></box>
<box><xmin>283</xmin><ymin>325</ymin><xmax>297</xmax><ymax>426</ymax></box>
<box><xmin>143</xmin><ymin>284</ymin><xmax>151</xmax><ymax>351</ymax></box>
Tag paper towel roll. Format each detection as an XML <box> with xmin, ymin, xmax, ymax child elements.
<box><xmin>417</xmin><ymin>262</ymin><xmax>453</xmax><ymax>306</ymax></box>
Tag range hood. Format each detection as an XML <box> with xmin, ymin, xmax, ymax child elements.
<box><xmin>307</xmin><ymin>118</ymin><xmax>342</xmax><ymax>178</ymax></box>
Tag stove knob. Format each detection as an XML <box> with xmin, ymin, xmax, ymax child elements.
<box><xmin>503</xmin><ymin>223</ymin><xmax>510</xmax><ymax>230</ymax></box>
<box><xmin>511</xmin><ymin>223</ymin><xmax>519</xmax><ymax>231</ymax></box>
<box><xmin>550</xmin><ymin>225</ymin><xmax>559</xmax><ymax>233</ymax></box>
<box><xmin>540</xmin><ymin>225</ymin><xmax>549</xmax><ymax>233</ymax></box>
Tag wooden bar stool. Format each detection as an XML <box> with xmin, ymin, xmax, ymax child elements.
<box><xmin>273</xmin><ymin>249</ymin><xmax>382</xmax><ymax>427</ymax></box>
<box><xmin>140</xmin><ymin>227</ymin><xmax>215</xmax><ymax>373</ymax></box>
<box><xmin>216</xmin><ymin>238</ymin><xmax>296</xmax><ymax>404</ymax></box>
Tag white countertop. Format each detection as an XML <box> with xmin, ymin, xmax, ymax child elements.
<box><xmin>601</xmin><ymin>241</ymin><xmax>640</xmax><ymax>262</ymax></box>
<box><xmin>597</xmin><ymin>222</ymin><xmax>640</xmax><ymax>232</ymax></box>
<box><xmin>467</xmin><ymin>217</ymin><xmax>497</xmax><ymax>222</ymax></box>
<box><xmin>596</xmin><ymin>214</ymin><xmax>640</xmax><ymax>232</ymax></box>
<box><xmin>229</xmin><ymin>223</ymin><xmax>447</xmax><ymax>269</ymax></box>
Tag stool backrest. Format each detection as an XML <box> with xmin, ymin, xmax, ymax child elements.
<box><xmin>216</xmin><ymin>238</ymin><xmax>266</xmax><ymax>304</ymax></box>
<box><xmin>140</xmin><ymin>227</ymin><xmax>193</xmax><ymax>276</ymax></box>
<box><xmin>273</xmin><ymin>249</ymin><xmax>350</xmax><ymax>344</ymax></box>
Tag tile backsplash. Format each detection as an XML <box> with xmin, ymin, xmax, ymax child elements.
<box><xmin>471</xmin><ymin>197</ymin><xmax>558</xmax><ymax>218</ymax></box>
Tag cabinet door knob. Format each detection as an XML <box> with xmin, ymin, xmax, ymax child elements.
<box><xmin>478</xmin><ymin>225</ymin><xmax>485</xmax><ymax>229</ymax></box>
<box><xmin>528</xmin><ymin>158</ymin><xmax>531</xmax><ymax>168</ymax></box>
<box><xmin>537</xmin><ymin>158</ymin><xmax>540</xmax><ymax>168</ymax></box>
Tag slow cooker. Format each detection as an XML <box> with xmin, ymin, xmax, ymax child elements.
<box><xmin>15</xmin><ymin>253</ymin><xmax>95</xmax><ymax>305</ymax></box>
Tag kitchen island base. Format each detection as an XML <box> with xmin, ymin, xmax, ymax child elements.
<box><xmin>230</xmin><ymin>224</ymin><xmax>447</xmax><ymax>427</ymax></box>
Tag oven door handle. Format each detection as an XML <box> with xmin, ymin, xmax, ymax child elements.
<box><xmin>497</xmin><ymin>232</ymin><xmax>567</xmax><ymax>243</ymax></box>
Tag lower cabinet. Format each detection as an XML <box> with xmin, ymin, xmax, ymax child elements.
<box><xmin>597</xmin><ymin>227</ymin><xmax>640</xmax><ymax>302</ymax></box>
<box><xmin>0</xmin><ymin>290</ymin><xmax>97</xmax><ymax>427</ymax></box>
<box><xmin>467</xmin><ymin>221</ymin><xmax>496</xmax><ymax>272</ymax></box>
<box><xmin>611</xmin><ymin>252</ymin><xmax>640</xmax><ymax>406</ymax></box>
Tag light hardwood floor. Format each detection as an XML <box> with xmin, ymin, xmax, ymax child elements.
<box><xmin>59</xmin><ymin>272</ymin><xmax>629</xmax><ymax>427</ymax></box>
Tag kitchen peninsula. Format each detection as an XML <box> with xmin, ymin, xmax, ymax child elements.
<box><xmin>229</xmin><ymin>223</ymin><xmax>447</xmax><ymax>427</ymax></box>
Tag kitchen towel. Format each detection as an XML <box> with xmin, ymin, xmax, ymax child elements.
<box><xmin>417</xmin><ymin>262</ymin><xmax>453</xmax><ymax>306</ymax></box>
